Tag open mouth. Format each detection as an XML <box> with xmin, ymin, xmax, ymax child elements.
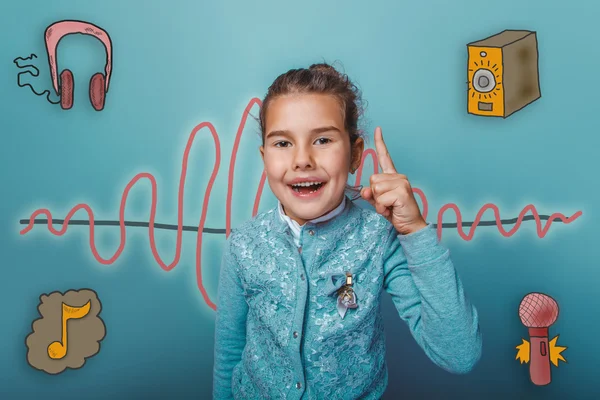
<box><xmin>289</xmin><ymin>181</ymin><xmax>326</xmax><ymax>195</ymax></box>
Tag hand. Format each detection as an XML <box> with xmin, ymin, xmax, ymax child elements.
<box><xmin>360</xmin><ymin>127</ymin><xmax>427</xmax><ymax>235</ymax></box>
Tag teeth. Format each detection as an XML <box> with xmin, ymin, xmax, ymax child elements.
<box><xmin>291</xmin><ymin>181</ymin><xmax>322</xmax><ymax>187</ymax></box>
<box><xmin>292</xmin><ymin>187</ymin><xmax>321</xmax><ymax>193</ymax></box>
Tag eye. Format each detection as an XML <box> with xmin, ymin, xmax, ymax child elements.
<box><xmin>274</xmin><ymin>141</ymin><xmax>291</xmax><ymax>148</ymax></box>
<box><xmin>315</xmin><ymin>137</ymin><xmax>332</xmax><ymax>145</ymax></box>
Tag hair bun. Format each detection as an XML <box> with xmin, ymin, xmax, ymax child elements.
<box><xmin>309</xmin><ymin>63</ymin><xmax>338</xmax><ymax>74</ymax></box>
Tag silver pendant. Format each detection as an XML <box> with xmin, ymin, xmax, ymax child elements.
<box><xmin>336</xmin><ymin>272</ymin><xmax>357</xmax><ymax>319</ymax></box>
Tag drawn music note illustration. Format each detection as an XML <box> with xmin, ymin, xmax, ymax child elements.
<box><xmin>47</xmin><ymin>300</ymin><xmax>91</xmax><ymax>360</ymax></box>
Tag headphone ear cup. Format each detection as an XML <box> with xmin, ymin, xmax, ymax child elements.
<box><xmin>59</xmin><ymin>69</ymin><xmax>74</xmax><ymax>110</ymax></box>
<box><xmin>89</xmin><ymin>73</ymin><xmax>106</xmax><ymax>111</ymax></box>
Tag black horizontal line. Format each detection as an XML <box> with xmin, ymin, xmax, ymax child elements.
<box><xmin>19</xmin><ymin>214</ymin><xmax>558</xmax><ymax>232</ymax></box>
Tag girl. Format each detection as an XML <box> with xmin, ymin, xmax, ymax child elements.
<box><xmin>213</xmin><ymin>63</ymin><xmax>482</xmax><ymax>399</ymax></box>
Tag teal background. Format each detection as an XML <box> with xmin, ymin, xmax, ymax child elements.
<box><xmin>0</xmin><ymin>0</ymin><xmax>596</xmax><ymax>398</ymax></box>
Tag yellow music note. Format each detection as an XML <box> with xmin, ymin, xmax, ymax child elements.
<box><xmin>47</xmin><ymin>300</ymin><xmax>91</xmax><ymax>360</ymax></box>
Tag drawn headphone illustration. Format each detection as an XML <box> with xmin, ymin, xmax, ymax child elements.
<box><xmin>44</xmin><ymin>20</ymin><xmax>113</xmax><ymax>111</ymax></box>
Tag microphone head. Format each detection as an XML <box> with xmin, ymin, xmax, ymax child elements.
<box><xmin>518</xmin><ymin>292</ymin><xmax>559</xmax><ymax>328</ymax></box>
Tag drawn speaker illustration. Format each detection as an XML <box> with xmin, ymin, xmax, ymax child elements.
<box><xmin>467</xmin><ymin>30</ymin><xmax>541</xmax><ymax>118</ymax></box>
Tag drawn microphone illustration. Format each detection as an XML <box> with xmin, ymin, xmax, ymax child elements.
<box><xmin>518</xmin><ymin>292</ymin><xmax>559</xmax><ymax>386</ymax></box>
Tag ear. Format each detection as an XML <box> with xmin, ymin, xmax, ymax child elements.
<box><xmin>259</xmin><ymin>145</ymin><xmax>265</xmax><ymax>162</ymax></box>
<box><xmin>350</xmin><ymin>138</ymin><xmax>364</xmax><ymax>173</ymax></box>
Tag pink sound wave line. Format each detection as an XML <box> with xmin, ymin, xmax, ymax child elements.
<box><xmin>19</xmin><ymin>97</ymin><xmax>583</xmax><ymax>311</ymax></box>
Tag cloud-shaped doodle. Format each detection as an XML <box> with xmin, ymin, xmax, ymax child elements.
<box><xmin>25</xmin><ymin>288</ymin><xmax>106</xmax><ymax>374</ymax></box>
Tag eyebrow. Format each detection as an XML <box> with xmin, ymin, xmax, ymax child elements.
<box><xmin>265</xmin><ymin>125</ymin><xmax>342</xmax><ymax>140</ymax></box>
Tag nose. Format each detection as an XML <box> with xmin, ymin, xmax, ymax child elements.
<box><xmin>292</xmin><ymin>144</ymin><xmax>314</xmax><ymax>170</ymax></box>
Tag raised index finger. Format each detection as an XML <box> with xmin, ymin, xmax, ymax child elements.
<box><xmin>374</xmin><ymin>127</ymin><xmax>397</xmax><ymax>174</ymax></box>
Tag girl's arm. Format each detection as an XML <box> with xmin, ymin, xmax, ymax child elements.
<box><xmin>382</xmin><ymin>223</ymin><xmax>482</xmax><ymax>374</ymax></box>
<box><xmin>213</xmin><ymin>236</ymin><xmax>248</xmax><ymax>399</ymax></box>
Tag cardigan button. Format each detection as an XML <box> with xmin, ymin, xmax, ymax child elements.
<box><xmin>296</xmin><ymin>382</ymin><xmax>302</xmax><ymax>389</ymax></box>
<box><xmin>293</xmin><ymin>331</ymin><xmax>298</xmax><ymax>338</ymax></box>
<box><xmin>308</xmin><ymin>229</ymin><xmax>315</xmax><ymax>236</ymax></box>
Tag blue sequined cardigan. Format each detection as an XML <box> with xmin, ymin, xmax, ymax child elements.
<box><xmin>213</xmin><ymin>196</ymin><xmax>482</xmax><ymax>399</ymax></box>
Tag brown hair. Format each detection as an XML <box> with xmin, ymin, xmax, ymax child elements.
<box><xmin>258</xmin><ymin>62</ymin><xmax>366</xmax><ymax>200</ymax></box>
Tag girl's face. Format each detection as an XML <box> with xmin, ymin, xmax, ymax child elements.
<box><xmin>260</xmin><ymin>93</ymin><xmax>364</xmax><ymax>225</ymax></box>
